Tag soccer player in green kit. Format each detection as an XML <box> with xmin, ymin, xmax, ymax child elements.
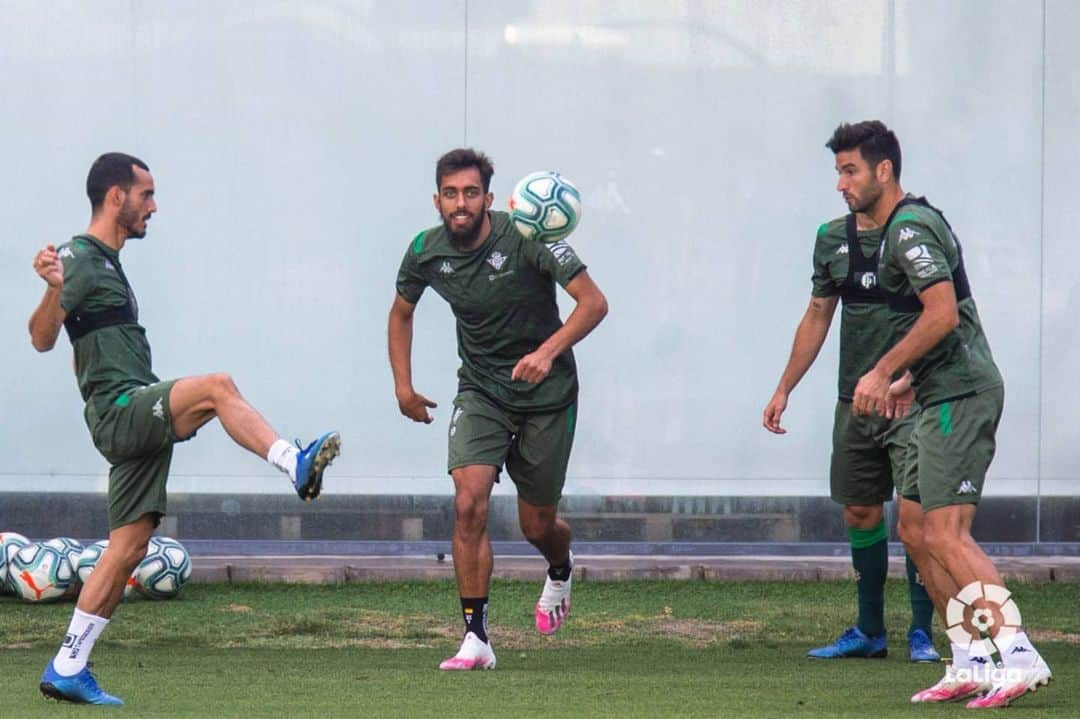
<box><xmin>388</xmin><ymin>148</ymin><xmax>607</xmax><ymax>670</ymax></box>
<box><xmin>763</xmin><ymin>205</ymin><xmax>939</xmax><ymax>662</ymax></box>
<box><xmin>29</xmin><ymin>153</ymin><xmax>341</xmax><ymax>705</ymax></box>
<box><xmin>832</xmin><ymin>121</ymin><xmax>1052</xmax><ymax>708</ymax></box>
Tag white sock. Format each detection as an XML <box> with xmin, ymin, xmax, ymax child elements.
<box><xmin>1001</xmin><ymin>630</ymin><xmax>1041</xmax><ymax>667</ymax></box>
<box><xmin>267</xmin><ymin>439</ymin><xmax>298</xmax><ymax>482</ymax></box>
<box><xmin>950</xmin><ymin>642</ymin><xmax>973</xmax><ymax>668</ymax></box>
<box><xmin>53</xmin><ymin>609</ymin><xmax>108</xmax><ymax>676</ymax></box>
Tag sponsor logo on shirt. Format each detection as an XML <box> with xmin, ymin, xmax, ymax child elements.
<box><xmin>904</xmin><ymin>245</ymin><xmax>938</xmax><ymax>278</ymax></box>
<box><xmin>486</xmin><ymin>251</ymin><xmax>508</xmax><ymax>271</ymax></box>
<box><xmin>899</xmin><ymin>226</ymin><xmax>920</xmax><ymax>242</ymax></box>
<box><xmin>439</xmin><ymin>261</ymin><xmax>454</xmax><ymax>275</ymax></box>
<box><xmin>546</xmin><ymin>241</ymin><xmax>576</xmax><ymax>267</ymax></box>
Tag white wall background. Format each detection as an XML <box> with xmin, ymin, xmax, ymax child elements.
<box><xmin>0</xmin><ymin>0</ymin><xmax>1074</xmax><ymax>499</ymax></box>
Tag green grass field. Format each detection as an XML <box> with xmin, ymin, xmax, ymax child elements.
<box><xmin>1</xmin><ymin>579</ymin><xmax>1076</xmax><ymax>717</ymax></box>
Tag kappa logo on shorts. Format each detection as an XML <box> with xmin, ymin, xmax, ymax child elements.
<box><xmin>152</xmin><ymin>397</ymin><xmax>165</xmax><ymax>420</ymax></box>
<box><xmin>956</xmin><ymin>480</ymin><xmax>977</xmax><ymax>495</ymax></box>
<box><xmin>835</xmin><ymin>244</ymin><xmax>849</xmax><ymax>255</ymax></box>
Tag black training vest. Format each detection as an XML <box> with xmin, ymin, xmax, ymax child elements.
<box><xmin>838</xmin><ymin>213</ymin><xmax>887</xmax><ymax>306</ymax></box>
<box><xmin>62</xmin><ymin>242</ymin><xmax>139</xmax><ymax>343</ymax></box>
<box><xmin>880</xmin><ymin>197</ymin><xmax>971</xmax><ymax>313</ymax></box>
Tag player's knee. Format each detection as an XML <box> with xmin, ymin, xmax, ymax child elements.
<box><xmin>208</xmin><ymin>372</ymin><xmax>239</xmax><ymax>401</ymax></box>
<box><xmin>519</xmin><ymin>517</ymin><xmax>554</xmax><ymax>545</ymax></box>
<box><xmin>454</xmin><ymin>494</ymin><xmax>489</xmax><ymax>531</ymax></box>
<box><xmin>897</xmin><ymin>520</ymin><xmax>924</xmax><ymax>553</ymax></box>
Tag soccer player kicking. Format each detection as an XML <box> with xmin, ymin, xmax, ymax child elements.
<box><xmin>763</xmin><ymin>205</ymin><xmax>939</xmax><ymax>663</ymax></box>
<box><xmin>29</xmin><ymin>153</ymin><xmax>341</xmax><ymax>705</ymax></box>
<box><xmin>829</xmin><ymin>121</ymin><xmax>1052</xmax><ymax>708</ymax></box>
<box><xmin>388</xmin><ymin>149</ymin><xmax>607</xmax><ymax>670</ymax></box>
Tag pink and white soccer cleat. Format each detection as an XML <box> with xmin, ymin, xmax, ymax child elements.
<box><xmin>965</xmin><ymin>658</ymin><xmax>1052</xmax><ymax>709</ymax></box>
<box><xmin>438</xmin><ymin>632</ymin><xmax>496</xmax><ymax>671</ymax></box>
<box><xmin>910</xmin><ymin>665</ymin><xmax>991</xmax><ymax>703</ymax></box>
<box><xmin>534</xmin><ymin>552</ymin><xmax>573</xmax><ymax>635</ymax></box>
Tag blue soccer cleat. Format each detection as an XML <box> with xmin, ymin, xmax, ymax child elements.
<box><xmin>40</xmin><ymin>661</ymin><xmax>123</xmax><ymax>705</ymax></box>
<box><xmin>907</xmin><ymin>627</ymin><xmax>941</xmax><ymax>663</ymax></box>
<box><xmin>293</xmin><ymin>431</ymin><xmax>341</xmax><ymax>501</ymax></box>
<box><xmin>807</xmin><ymin>626</ymin><xmax>888</xmax><ymax>659</ymax></box>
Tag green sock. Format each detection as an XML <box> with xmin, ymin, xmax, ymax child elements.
<box><xmin>849</xmin><ymin>521</ymin><xmax>888</xmax><ymax>637</ymax></box>
<box><xmin>906</xmin><ymin>554</ymin><xmax>934</xmax><ymax>636</ymax></box>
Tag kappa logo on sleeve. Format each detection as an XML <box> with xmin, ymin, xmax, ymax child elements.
<box><xmin>903</xmin><ymin>244</ymin><xmax>938</xmax><ymax>278</ymax></box>
<box><xmin>898</xmin><ymin>226</ymin><xmax>920</xmax><ymax>242</ymax></box>
<box><xmin>58</xmin><ymin>247</ymin><xmax>75</xmax><ymax>260</ymax></box>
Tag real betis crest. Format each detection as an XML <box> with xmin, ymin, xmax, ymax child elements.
<box><xmin>486</xmin><ymin>251</ymin><xmax>507</xmax><ymax>271</ymax></box>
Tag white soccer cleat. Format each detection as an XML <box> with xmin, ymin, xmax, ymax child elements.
<box><xmin>965</xmin><ymin>657</ymin><xmax>1052</xmax><ymax>709</ymax></box>
<box><xmin>910</xmin><ymin>664</ymin><xmax>992</xmax><ymax>703</ymax></box>
<box><xmin>534</xmin><ymin>551</ymin><xmax>573</xmax><ymax>635</ymax></box>
<box><xmin>438</xmin><ymin>632</ymin><xmax>496</xmax><ymax>671</ymax></box>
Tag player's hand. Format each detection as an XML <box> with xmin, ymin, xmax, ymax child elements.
<box><xmin>397</xmin><ymin>389</ymin><xmax>437</xmax><ymax>424</ymax></box>
<box><xmin>884</xmin><ymin>380</ymin><xmax>915</xmax><ymax>420</ymax></box>
<box><xmin>511</xmin><ymin>351</ymin><xmax>553</xmax><ymax>385</ymax></box>
<box><xmin>33</xmin><ymin>245</ymin><xmax>63</xmax><ymax>289</ymax></box>
<box><xmin>853</xmin><ymin>365</ymin><xmax>891</xmax><ymax>416</ymax></box>
<box><xmin>762</xmin><ymin>390</ymin><xmax>789</xmax><ymax>434</ymax></box>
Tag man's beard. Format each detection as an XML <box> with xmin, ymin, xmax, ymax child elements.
<box><xmin>119</xmin><ymin>201</ymin><xmax>148</xmax><ymax>239</ymax></box>
<box><xmin>443</xmin><ymin>210</ymin><xmax>485</xmax><ymax>249</ymax></box>
<box><xmin>849</xmin><ymin>182</ymin><xmax>882</xmax><ymax>214</ymax></box>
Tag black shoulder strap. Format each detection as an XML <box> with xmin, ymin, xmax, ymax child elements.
<box><xmin>63</xmin><ymin>241</ymin><xmax>139</xmax><ymax>343</ymax></box>
<box><xmin>882</xmin><ymin>197</ymin><xmax>971</xmax><ymax>313</ymax></box>
<box><xmin>838</xmin><ymin>213</ymin><xmax>886</xmax><ymax>306</ymax></box>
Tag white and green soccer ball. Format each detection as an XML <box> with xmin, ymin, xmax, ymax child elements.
<box><xmin>508</xmin><ymin>170</ymin><xmax>582</xmax><ymax>243</ymax></box>
<box><xmin>0</xmin><ymin>531</ymin><xmax>31</xmax><ymax>594</ymax></box>
<box><xmin>76</xmin><ymin>540</ymin><xmax>139</xmax><ymax>599</ymax></box>
<box><xmin>7</xmin><ymin>541</ymin><xmax>79</xmax><ymax>602</ymax></box>
<box><xmin>133</xmin><ymin>537</ymin><xmax>192</xmax><ymax>599</ymax></box>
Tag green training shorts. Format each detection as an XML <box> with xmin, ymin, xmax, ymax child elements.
<box><xmin>900</xmin><ymin>385</ymin><xmax>1004</xmax><ymax>512</ymax></box>
<box><xmin>829</xmin><ymin>400</ymin><xmax>915</xmax><ymax>506</ymax></box>
<box><xmin>447</xmin><ymin>390</ymin><xmax>576</xmax><ymax>507</ymax></box>
<box><xmin>86</xmin><ymin>380</ymin><xmax>181</xmax><ymax>530</ymax></box>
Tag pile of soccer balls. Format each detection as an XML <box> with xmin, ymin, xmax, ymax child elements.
<box><xmin>0</xmin><ymin>531</ymin><xmax>191</xmax><ymax>603</ymax></box>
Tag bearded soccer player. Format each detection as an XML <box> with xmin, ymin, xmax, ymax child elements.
<box><xmin>763</xmin><ymin>204</ymin><xmax>938</xmax><ymax>663</ymax></box>
<box><xmin>388</xmin><ymin>148</ymin><xmax>607</xmax><ymax>670</ymax></box>
<box><xmin>29</xmin><ymin>153</ymin><xmax>341</xmax><ymax>705</ymax></box>
<box><xmin>830</xmin><ymin>121</ymin><xmax>1052</xmax><ymax>708</ymax></box>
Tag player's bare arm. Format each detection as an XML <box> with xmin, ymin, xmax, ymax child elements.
<box><xmin>510</xmin><ymin>269</ymin><xmax>608</xmax><ymax>385</ymax></box>
<box><xmin>29</xmin><ymin>244</ymin><xmax>67</xmax><ymax>352</ymax></box>
<box><xmin>852</xmin><ymin>282</ymin><xmax>959</xmax><ymax>416</ymax></box>
<box><xmin>388</xmin><ymin>293</ymin><xmax>437</xmax><ymax>423</ymax></box>
<box><xmin>762</xmin><ymin>294</ymin><xmax>838</xmax><ymax>434</ymax></box>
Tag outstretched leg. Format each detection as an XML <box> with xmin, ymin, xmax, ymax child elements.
<box><xmin>168</xmin><ymin>373</ymin><xmax>339</xmax><ymax>499</ymax></box>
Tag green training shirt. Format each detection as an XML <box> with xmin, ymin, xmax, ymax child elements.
<box><xmin>396</xmin><ymin>210</ymin><xmax>586</xmax><ymax>413</ymax></box>
<box><xmin>877</xmin><ymin>198</ymin><xmax>1002</xmax><ymax>406</ymax></box>
<box><xmin>59</xmin><ymin>234</ymin><xmax>158</xmax><ymax>420</ymax></box>
<box><xmin>812</xmin><ymin>216</ymin><xmax>901</xmax><ymax>400</ymax></box>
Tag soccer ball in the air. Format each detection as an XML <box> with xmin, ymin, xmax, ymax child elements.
<box><xmin>0</xmin><ymin>531</ymin><xmax>31</xmax><ymax>593</ymax></box>
<box><xmin>133</xmin><ymin>537</ymin><xmax>192</xmax><ymax>599</ymax></box>
<box><xmin>76</xmin><ymin>540</ymin><xmax>139</xmax><ymax>599</ymax></box>
<box><xmin>7</xmin><ymin>541</ymin><xmax>79</xmax><ymax>602</ymax></box>
<box><xmin>508</xmin><ymin>170</ymin><xmax>582</xmax><ymax>243</ymax></box>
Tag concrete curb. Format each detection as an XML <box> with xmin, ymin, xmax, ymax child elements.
<box><xmin>188</xmin><ymin>555</ymin><xmax>1080</xmax><ymax>584</ymax></box>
